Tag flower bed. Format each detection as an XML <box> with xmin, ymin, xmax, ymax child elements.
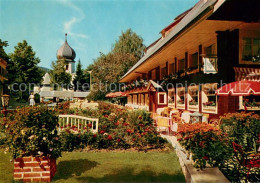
<box><xmin>177</xmin><ymin>123</ymin><xmax>231</xmax><ymax>169</ymax></box>
<box><xmin>2</xmin><ymin>106</ymin><xmax>61</xmax><ymax>182</ymax></box>
<box><xmin>177</xmin><ymin>112</ymin><xmax>260</xmax><ymax>182</ymax></box>
<box><xmin>59</xmin><ymin>102</ymin><xmax>167</xmax><ymax>151</ymax></box>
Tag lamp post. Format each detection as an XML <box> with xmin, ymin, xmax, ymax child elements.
<box><xmin>87</xmin><ymin>71</ymin><xmax>92</xmax><ymax>91</ymax></box>
<box><xmin>1</xmin><ymin>94</ymin><xmax>10</xmax><ymax>118</ymax></box>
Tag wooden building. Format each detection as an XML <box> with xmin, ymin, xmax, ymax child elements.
<box><xmin>120</xmin><ymin>0</ymin><xmax>260</xmax><ymax>119</ymax></box>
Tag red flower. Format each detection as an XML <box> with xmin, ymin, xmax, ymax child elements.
<box><xmin>177</xmin><ymin>138</ymin><xmax>182</xmax><ymax>141</ymax></box>
<box><xmin>117</xmin><ymin>138</ymin><xmax>121</xmax><ymax>142</ymax></box>
<box><xmin>203</xmin><ymin>156</ymin><xmax>209</xmax><ymax>160</ymax></box>
<box><xmin>199</xmin><ymin>141</ymin><xmax>205</xmax><ymax>148</ymax></box>
<box><xmin>107</xmin><ymin>135</ymin><xmax>113</xmax><ymax>140</ymax></box>
<box><xmin>138</xmin><ymin>116</ymin><xmax>142</xmax><ymax>120</ymax></box>
<box><xmin>126</xmin><ymin>129</ymin><xmax>133</xmax><ymax>134</ymax></box>
<box><xmin>104</xmin><ymin>115</ymin><xmax>109</xmax><ymax>118</ymax></box>
<box><xmin>100</xmin><ymin>130</ymin><xmax>105</xmax><ymax>134</ymax></box>
<box><xmin>87</xmin><ymin>123</ymin><xmax>92</xmax><ymax>128</ymax></box>
<box><xmin>139</xmin><ymin>124</ymin><xmax>144</xmax><ymax>127</ymax></box>
<box><xmin>132</xmin><ymin>138</ymin><xmax>136</xmax><ymax>141</ymax></box>
<box><xmin>123</xmin><ymin>123</ymin><xmax>129</xmax><ymax>126</ymax></box>
<box><xmin>114</xmin><ymin>122</ymin><xmax>120</xmax><ymax>126</ymax></box>
<box><xmin>93</xmin><ymin>134</ymin><xmax>97</xmax><ymax>138</ymax></box>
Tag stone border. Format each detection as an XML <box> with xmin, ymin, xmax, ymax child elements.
<box><xmin>161</xmin><ymin>135</ymin><xmax>230</xmax><ymax>183</ymax></box>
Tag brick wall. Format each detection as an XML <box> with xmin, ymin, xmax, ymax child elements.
<box><xmin>14</xmin><ymin>156</ymin><xmax>56</xmax><ymax>182</ymax></box>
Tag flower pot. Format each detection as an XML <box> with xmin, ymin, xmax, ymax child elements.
<box><xmin>14</xmin><ymin>156</ymin><xmax>56</xmax><ymax>182</ymax></box>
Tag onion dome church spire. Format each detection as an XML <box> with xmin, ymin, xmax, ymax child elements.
<box><xmin>56</xmin><ymin>33</ymin><xmax>76</xmax><ymax>61</ymax></box>
<box><xmin>56</xmin><ymin>33</ymin><xmax>76</xmax><ymax>74</ymax></box>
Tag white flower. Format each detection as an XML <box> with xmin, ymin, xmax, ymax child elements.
<box><xmin>43</xmin><ymin>137</ymin><xmax>46</xmax><ymax>141</ymax></box>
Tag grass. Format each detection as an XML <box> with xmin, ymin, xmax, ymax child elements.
<box><xmin>0</xmin><ymin>150</ymin><xmax>185</xmax><ymax>183</ymax></box>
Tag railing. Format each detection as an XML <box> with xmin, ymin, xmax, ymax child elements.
<box><xmin>58</xmin><ymin>115</ymin><xmax>98</xmax><ymax>133</ymax></box>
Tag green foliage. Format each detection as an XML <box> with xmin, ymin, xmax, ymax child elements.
<box><xmin>0</xmin><ymin>39</ymin><xmax>9</xmax><ymax>61</ymax></box>
<box><xmin>220</xmin><ymin>112</ymin><xmax>260</xmax><ymax>152</ymax></box>
<box><xmin>88</xmin><ymin>29</ymin><xmax>146</xmax><ymax>101</ymax></box>
<box><xmin>177</xmin><ymin>123</ymin><xmax>232</xmax><ymax>169</ymax></box>
<box><xmin>59</xmin><ymin>102</ymin><xmax>166</xmax><ymax>151</ymax></box>
<box><xmin>3</xmin><ymin>106</ymin><xmax>62</xmax><ymax>159</ymax></box>
<box><xmin>73</xmin><ymin>60</ymin><xmax>89</xmax><ymax>91</ymax></box>
<box><xmin>49</xmin><ymin>59</ymin><xmax>72</xmax><ymax>89</ymax></box>
<box><xmin>8</xmin><ymin>40</ymin><xmax>44</xmax><ymax>85</ymax></box>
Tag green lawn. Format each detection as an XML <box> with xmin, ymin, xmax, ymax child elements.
<box><xmin>0</xmin><ymin>151</ymin><xmax>185</xmax><ymax>183</ymax></box>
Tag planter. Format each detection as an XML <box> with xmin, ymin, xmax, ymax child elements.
<box><xmin>14</xmin><ymin>156</ymin><xmax>56</xmax><ymax>182</ymax></box>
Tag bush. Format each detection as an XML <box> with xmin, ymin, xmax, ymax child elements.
<box><xmin>59</xmin><ymin>102</ymin><xmax>166</xmax><ymax>151</ymax></box>
<box><xmin>177</xmin><ymin>123</ymin><xmax>232</xmax><ymax>169</ymax></box>
<box><xmin>220</xmin><ymin>112</ymin><xmax>260</xmax><ymax>152</ymax></box>
<box><xmin>3</xmin><ymin>106</ymin><xmax>62</xmax><ymax>159</ymax></box>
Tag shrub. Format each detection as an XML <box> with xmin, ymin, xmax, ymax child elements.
<box><xmin>220</xmin><ymin>112</ymin><xmax>260</xmax><ymax>152</ymax></box>
<box><xmin>177</xmin><ymin>123</ymin><xmax>232</xmax><ymax>169</ymax></box>
<box><xmin>59</xmin><ymin>102</ymin><xmax>166</xmax><ymax>151</ymax></box>
<box><xmin>3</xmin><ymin>106</ymin><xmax>61</xmax><ymax>159</ymax></box>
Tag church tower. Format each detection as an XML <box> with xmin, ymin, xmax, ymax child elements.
<box><xmin>56</xmin><ymin>33</ymin><xmax>76</xmax><ymax>74</ymax></box>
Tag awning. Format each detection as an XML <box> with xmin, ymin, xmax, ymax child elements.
<box><xmin>105</xmin><ymin>92</ymin><xmax>128</xmax><ymax>98</ymax></box>
<box><xmin>215</xmin><ymin>80</ymin><xmax>260</xmax><ymax>96</ymax></box>
<box><xmin>234</xmin><ymin>67</ymin><xmax>260</xmax><ymax>82</ymax></box>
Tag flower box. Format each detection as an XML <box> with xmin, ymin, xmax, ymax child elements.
<box><xmin>14</xmin><ymin>156</ymin><xmax>56</xmax><ymax>182</ymax></box>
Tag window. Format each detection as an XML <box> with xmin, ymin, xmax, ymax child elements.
<box><xmin>168</xmin><ymin>89</ymin><xmax>175</xmax><ymax>107</ymax></box>
<box><xmin>158</xmin><ymin>93</ymin><xmax>167</xmax><ymax>105</ymax></box>
<box><xmin>190</xmin><ymin>53</ymin><xmax>198</xmax><ymax>68</ymax></box>
<box><xmin>141</xmin><ymin>94</ymin><xmax>145</xmax><ymax>105</ymax></box>
<box><xmin>178</xmin><ymin>59</ymin><xmax>185</xmax><ymax>72</ymax></box>
<box><xmin>170</xmin><ymin>63</ymin><xmax>175</xmax><ymax>74</ymax></box>
<box><xmin>202</xmin><ymin>83</ymin><xmax>217</xmax><ymax>113</ymax></box>
<box><xmin>205</xmin><ymin>44</ymin><xmax>216</xmax><ymax>56</ymax></box>
<box><xmin>188</xmin><ymin>86</ymin><xmax>199</xmax><ymax>111</ymax></box>
<box><xmin>176</xmin><ymin>87</ymin><xmax>185</xmax><ymax>109</ymax></box>
<box><xmin>145</xmin><ymin>94</ymin><xmax>149</xmax><ymax>106</ymax></box>
<box><xmin>239</xmin><ymin>96</ymin><xmax>260</xmax><ymax>110</ymax></box>
<box><xmin>127</xmin><ymin>95</ymin><xmax>132</xmax><ymax>104</ymax></box>
<box><xmin>161</xmin><ymin>67</ymin><xmax>167</xmax><ymax>79</ymax></box>
<box><xmin>151</xmin><ymin>69</ymin><xmax>156</xmax><ymax>80</ymax></box>
<box><xmin>133</xmin><ymin>95</ymin><xmax>137</xmax><ymax>105</ymax></box>
<box><xmin>242</xmin><ymin>38</ymin><xmax>260</xmax><ymax>61</ymax></box>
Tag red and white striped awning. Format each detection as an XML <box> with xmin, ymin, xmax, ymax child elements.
<box><xmin>234</xmin><ymin>67</ymin><xmax>260</xmax><ymax>82</ymax></box>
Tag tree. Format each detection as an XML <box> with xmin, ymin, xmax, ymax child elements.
<box><xmin>9</xmin><ymin>40</ymin><xmax>43</xmax><ymax>85</ymax></box>
<box><xmin>87</xmin><ymin>29</ymin><xmax>146</xmax><ymax>101</ymax></box>
<box><xmin>49</xmin><ymin>59</ymin><xmax>71</xmax><ymax>89</ymax></box>
<box><xmin>0</xmin><ymin>39</ymin><xmax>10</xmax><ymax>94</ymax></box>
<box><xmin>0</xmin><ymin>39</ymin><xmax>9</xmax><ymax>61</ymax></box>
<box><xmin>73</xmin><ymin>60</ymin><xmax>88</xmax><ymax>91</ymax></box>
<box><xmin>113</xmin><ymin>28</ymin><xmax>145</xmax><ymax>59</ymax></box>
<box><xmin>8</xmin><ymin>40</ymin><xmax>44</xmax><ymax>100</ymax></box>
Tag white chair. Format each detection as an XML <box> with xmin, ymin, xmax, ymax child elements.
<box><xmin>156</xmin><ymin>108</ymin><xmax>164</xmax><ymax>115</ymax></box>
<box><xmin>181</xmin><ymin>111</ymin><xmax>191</xmax><ymax>123</ymax></box>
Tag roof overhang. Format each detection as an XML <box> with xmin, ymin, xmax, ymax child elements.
<box><xmin>208</xmin><ymin>0</ymin><xmax>260</xmax><ymax>22</ymax></box>
<box><xmin>119</xmin><ymin>0</ymin><xmax>219</xmax><ymax>83</ymax></box>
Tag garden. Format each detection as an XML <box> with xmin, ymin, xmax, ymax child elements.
<box><xmin>177</xmin><ymin>112</ymin><xmax>260</xmax><ymax>182</ymax></box>
<box><xmin>0</xmin><ymin>102</ymin><xmax>185</xmax><ymax>182</ymax></box>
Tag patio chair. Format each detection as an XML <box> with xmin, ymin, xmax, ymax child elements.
<box><xmin>156</xmin><ymin>117</ymin><xmax>170</xmax><ymax>134</ymax></box>
<box><xmin>232</xmin><ymin>142</ymin><xmax>260</xmax><ymax>181</ymax></box>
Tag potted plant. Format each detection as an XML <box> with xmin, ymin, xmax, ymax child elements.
<box><xmin>4</xmin><ymin>106</ymin><xmax>61</xmax><ymax>182</ymax></box>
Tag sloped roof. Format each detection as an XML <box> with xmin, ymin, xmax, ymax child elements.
<box><xmin>120</xmin><ymin>0</ymin><xmax>218</xmax><ymax>82</ymax></box>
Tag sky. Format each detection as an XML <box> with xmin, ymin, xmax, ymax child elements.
<box><xmin>0</xmin><ymin>0</ymin><xmax>198</xmax><ymax>69</ymax></box>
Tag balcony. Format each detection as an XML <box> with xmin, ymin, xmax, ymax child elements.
<box><xmin>202</xmin><ymin>56</ymin><xmax>218</xmax><ymax>74</ymax></box>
